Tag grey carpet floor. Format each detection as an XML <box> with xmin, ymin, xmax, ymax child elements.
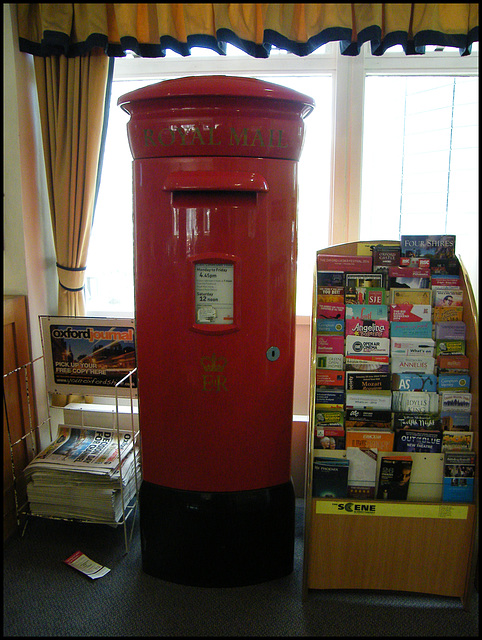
<box><xmin>3</xmin><ymin>499</ymin><xmax>478</xmax><ymax>637</ymax></box>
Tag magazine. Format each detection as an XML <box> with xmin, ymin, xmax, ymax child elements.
<box><xmin>376</xmin><ymin>456</ymin><xmax>413</xmax><ymax>500</ymax></box>
<box><xmin>312</xmin><ymin>457</ymin><xmax>349</xmax><ymax>498</ymax></box>
<box><xmin>442</xmin><ymin>452</ymin><xmax>476</xmax><ymax>502</ymax></box>
<box><xmin>400</xmin><ymin>235</ymin><xmax>456</xmax><ymax>260</ymax></box>
<box><xmin>24</xmin><ymin>425</ymin><xmax>141</xmax><ymax>524</ymax></box>
<box><xmin>346</xmin><ymin>447</ymin><xmax>378</xmax><ymax>499</ymax></box>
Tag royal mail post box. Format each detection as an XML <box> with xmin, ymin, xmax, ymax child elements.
<box><xmin>119</xmin><ymin>76</ymin><xmax>314</xmax><ymax>586</ymax></box>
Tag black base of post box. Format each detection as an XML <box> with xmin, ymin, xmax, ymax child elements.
<box><xmin>139</xmin><ymin>479</ymin><xmax>295</xmax><ymax>587</ymax></box>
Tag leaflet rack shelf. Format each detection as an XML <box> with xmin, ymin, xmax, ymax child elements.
<box><xmin>302</xmin><ymin>240</ymin><xmax>478</xmax><ymax>610</ymax></box>
<box><xmin>4</xmin><ymin>358</ymin><xmax>140</xmax><ymax>554</ymax></box>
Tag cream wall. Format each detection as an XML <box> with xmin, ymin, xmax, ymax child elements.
<box><xmin>4</xmin><ymin>3</ymin><xmax>28</xmax><ymax>297</ymax></box>
<box><xmin>4</xmin><ymin>4</ymin><xmax>57</xmax><ymax>441</ymax></box>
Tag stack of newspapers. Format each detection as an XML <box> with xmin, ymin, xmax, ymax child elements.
<box><xmin>24</xmin><ymin>424</ymin><xmax>141</xmax><ymax>525</ymax></box>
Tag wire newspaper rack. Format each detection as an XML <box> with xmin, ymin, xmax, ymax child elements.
<box><xmin>4</xmin><ymin>358</ymin><xmax>141</xmax><ymax>554</ymax></box>
<box><xmin>4</xmin><ymin>356</ymin><xmax>49</xmax><ymax>536</ymax></box>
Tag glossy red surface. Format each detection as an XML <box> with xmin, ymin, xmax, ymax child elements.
<box><xmin>125</xmin><ymin>76</ymin><xmax>312</xmax><ymax>491</ymax></box>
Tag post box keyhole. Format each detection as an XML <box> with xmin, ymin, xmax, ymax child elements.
<box><xmin>267</xmin><ymin>346</ymin><xmax>280</xmax><ymax>361</ymax></box>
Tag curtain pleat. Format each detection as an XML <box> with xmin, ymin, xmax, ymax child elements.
<box><xmin>33</xmin><ymin>49</ymin><xmax>111</xmax><ymax>406</ymax></box>
<box><xmin>33</xmin><ymin>49</ymin><xmax>111</xmax><ymax>316</ymax></box>
<box><xmin>17</xmin><ymin>4</ymin><xmax>479</xmax><ymax>58</ymax></box>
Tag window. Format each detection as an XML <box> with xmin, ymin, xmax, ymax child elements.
<box><xmin>85</xmin><ymin>44</ymin><xmax>478</xmax><ymax>318</ymax></box>
<box><xmin>86</xmin><ymin>45</ymin><xmax>334</xmax><ymax>317</ymax></box>
<box><xmin>360</xmin><ymin>52</ymin><xmax>479</xmax><ymax>303</ymax></box>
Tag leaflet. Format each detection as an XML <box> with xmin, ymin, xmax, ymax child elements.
<box><xmin>391</xmin><ymin>373</ymin><xmax>438</xmax><ymax>392</ymax></box>
<box><xmin>390</xmin><ymin>321</ymin><xmax>432</xmax><ymax>338</ymax></box>
<box><xmin>391</xmin><ymin>356</ymin><xmax>436</xmax><ymax>375</ymax></box>
<box><xmin>64</xmin><ymin>551</ymin><xmax>111</xmax><ymax>580</ymax></box>
<box><xmin>390</xmin><ymin>337</ymin><xmax>435</xmax><ymax>356</ymax></box>
<box><xmin>345</xmin><ymin>390</ymin><xmax>392</xmax><ymax>411</ymax></box>
<box><xmin>345</xmin><ymin>318</ymin><xmax>390</xmax><ymax>338</ymax></box>
<box><xmin>392</xmin><ymin>391</ymin><xmax>440</xmax><ymax>414</ymax></box>
<box><xmin>389</xmin><ymin>304</ymin><xmax>432</xmax><ymax>322</ymax></box>
<box><xmin>345</xmin><ymin>335</ymin><xmax>390</xmax><ymax>356</ymax></box>
<box><xmin>345</xmin><ymin>304</ymin><xmax>388</xmax><ymax>320</ymax></box>
<box><xmin>316</xmin><ymin>353</ymin><xmax>345</xmax><ymax>370</ymax></box>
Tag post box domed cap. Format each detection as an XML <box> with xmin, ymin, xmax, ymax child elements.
<box><xmin>117</xmin><ymin>75</ymin><xmax>314</xmax><ymax>114</ymax></box>
<box><xmin>118</xmin><ymin>75</ymin><xmax>314</xmax><ymax>160</ymax></box>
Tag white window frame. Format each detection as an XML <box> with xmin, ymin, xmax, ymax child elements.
<box><xmin>95</xmin><ymin>44</ymin><xmax>477</xmax><ymax>322</ymax></box>
<box><xmin>331</xmin><ymin>45</ymin><xmax>478</xmax><ymax>246</ymax></box>
<box><xmin>112</xmin><ymin>42</ymin><xmax>478</xmax><ymax>249</ymax></box>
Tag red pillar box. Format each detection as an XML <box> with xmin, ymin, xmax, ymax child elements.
<box><xmin>119</xmin><ymin>76</ymin><xmax>314</xmax><ymax>586</ymax></box>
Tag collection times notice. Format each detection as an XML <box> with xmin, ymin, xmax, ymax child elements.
<box><xmin>195</xmin><ymin>263</ymin><xmax>234</xmax><ymax>324</ymax></box>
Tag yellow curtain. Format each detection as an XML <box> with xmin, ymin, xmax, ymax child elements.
<box><xmin>33</xmin><ymin>49</ymin><xmax>110</xmax><ymax>316</ymax></box>
<box><xmin>18</xmin><ymin>4</ymin><xmax>479</xmax><ymax>57</ymax></box>
<box><xmin>33</xmin><ymin>49</ymin><xmax>110</xmax><ymax>406</ymax></box>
